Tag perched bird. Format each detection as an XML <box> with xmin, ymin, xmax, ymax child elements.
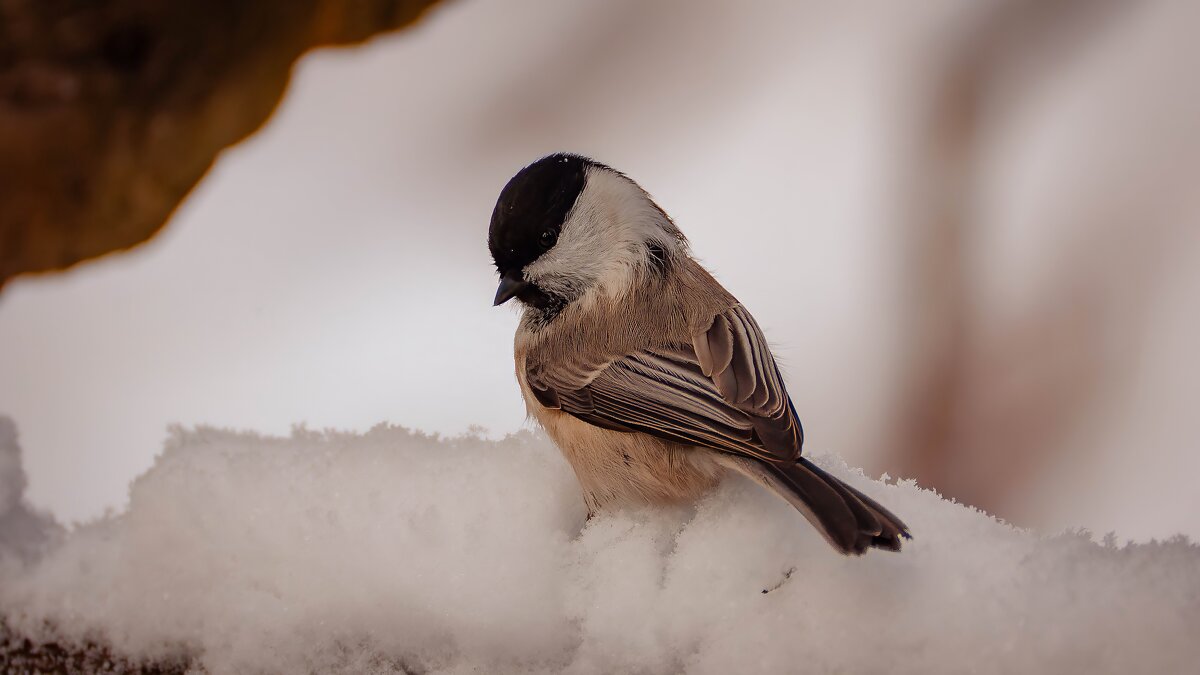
<box><xmin>489</xmin><ymin>153</ymin><xmax>909</xmax><ymax>555</ymax></box>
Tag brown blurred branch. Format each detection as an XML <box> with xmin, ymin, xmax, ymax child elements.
<box><xmin>0</xmin><ymin>0</ymin><xmax>443</xmax><ymax>289</ymax></box>
<box><xmin>882</xmin><ymin>0</ymin><xmax>1153</xmax><ymax>519</ymax></box>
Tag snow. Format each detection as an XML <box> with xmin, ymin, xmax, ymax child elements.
<box><xmin>1</xmin><ymin>417</ymin><xmax>1198</xmax><ymax>674</ymax></box>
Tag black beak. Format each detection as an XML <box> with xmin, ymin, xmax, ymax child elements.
<box><xmin>493</xmin><ymin>271</ymin><xmax>530</xmax><ymax>306</ymax></box>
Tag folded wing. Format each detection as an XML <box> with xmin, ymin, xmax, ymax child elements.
<box><xmin>527</xmin><ymin>304</ymin><xmax>802</xmax><ymax>463</ymax></box>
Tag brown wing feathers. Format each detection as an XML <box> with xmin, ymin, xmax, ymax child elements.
<box><xmin>694</xmin><ymin>307</ymin><xmax>801</xmax><ymax>459</ymax></box>
<box><xmin>529</xmin><ymin>304</ymin><xmax>813</xmax><ymax>464</ymax></box>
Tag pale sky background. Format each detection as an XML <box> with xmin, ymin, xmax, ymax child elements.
<box><xmin>2</xmin><ymin>0</ymin><xmax>1198</xmax><ymax>539</ymax></box>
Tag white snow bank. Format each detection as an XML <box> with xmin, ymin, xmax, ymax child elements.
<box><xmin>1</xmin><ymin>421</ymin><xmax>1197</xmax><ymax>674</ymax></box>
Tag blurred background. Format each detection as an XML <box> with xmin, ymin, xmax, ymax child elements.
<box><xmin>1</xmin><ymin>0</ymin><xmax>1198</xmax><ymax>540</ymax></box>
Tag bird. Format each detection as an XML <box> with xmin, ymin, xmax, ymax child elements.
<box><xmin>488</xmin><ymin>153</ymin><xmax>909</xmax><ymax>555</ymax></box>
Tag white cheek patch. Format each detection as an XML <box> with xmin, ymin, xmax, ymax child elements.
<box><xmin>524</xmin><ymin>167</ymin><xmax>681</xmax><ymax>302</ymax></box>
<box><xmin>524</xmin><ymin>194</ymin><xmax>615</xmax><ymax>300</ymax></box>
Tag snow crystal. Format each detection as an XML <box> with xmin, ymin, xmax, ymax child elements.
<box><xmin>0</xmin><ymin>420</ymin><xmax>1197</xmax><ymax>674</ymax></box>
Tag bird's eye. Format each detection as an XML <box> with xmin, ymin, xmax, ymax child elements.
<box><xmin>539</xmin><ymin>228</ymin><xmax>558</xmax><ymax>249</ymax></box>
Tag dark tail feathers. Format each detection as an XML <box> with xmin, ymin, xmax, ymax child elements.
<box><xmin>768</xmin><ymin>457</ymin><xmax>909</xmax><ymax>554</ymax></box>
<box><xmin>716</xmin><ymin>453</ymin><xmax>910</xmax><ymax>555</ymax></box>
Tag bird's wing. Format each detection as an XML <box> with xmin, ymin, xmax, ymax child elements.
<box><xmin>527</xmin><ymin>304</ymin><xmax>803</xmax><ymax>463</ymax></box>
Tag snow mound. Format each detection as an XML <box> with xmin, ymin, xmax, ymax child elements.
<box><xmin>1</xmin><ymin>422</ymin><xmax>1198</xmax><ymax>674</ymax></box>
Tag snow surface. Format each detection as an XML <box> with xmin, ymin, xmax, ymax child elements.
<box><xmin>1</xmin><ymin>418</ymin><xmax>1198</xmax><ymax>674</ymax></box>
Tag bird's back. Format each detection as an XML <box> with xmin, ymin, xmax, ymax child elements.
<box><xmin>516</xmin><ymin>255</ymin><xmax>736</xmax><ymax>374</ymax></box>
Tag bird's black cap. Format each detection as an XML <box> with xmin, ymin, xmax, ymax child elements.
<box><xmin>488</xmin><ymin>153</ymin><xmax>591</xmax><ymax>277</ymax></box>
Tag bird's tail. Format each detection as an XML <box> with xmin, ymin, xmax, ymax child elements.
<box><xmin>717</xmin><ymin>454</ymin><xmax>910</xmax><ymax>555</ymax></box>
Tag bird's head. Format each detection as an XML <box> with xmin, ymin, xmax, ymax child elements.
<box><xmin>488</xmin><ymin>153</ymin><xmax>685</xmax><ymax>319</ymax></box>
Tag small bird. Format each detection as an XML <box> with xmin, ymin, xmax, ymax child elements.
<box><xmin>488</xmin><ymin>153</ymin><xmax>909</xmax><ymax>554</ymax></box>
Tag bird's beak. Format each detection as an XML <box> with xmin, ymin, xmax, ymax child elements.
<box><xmin>493</xmin><ymin>271</ymin><xmax>530</xmax><ymax>306</ymax></box>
